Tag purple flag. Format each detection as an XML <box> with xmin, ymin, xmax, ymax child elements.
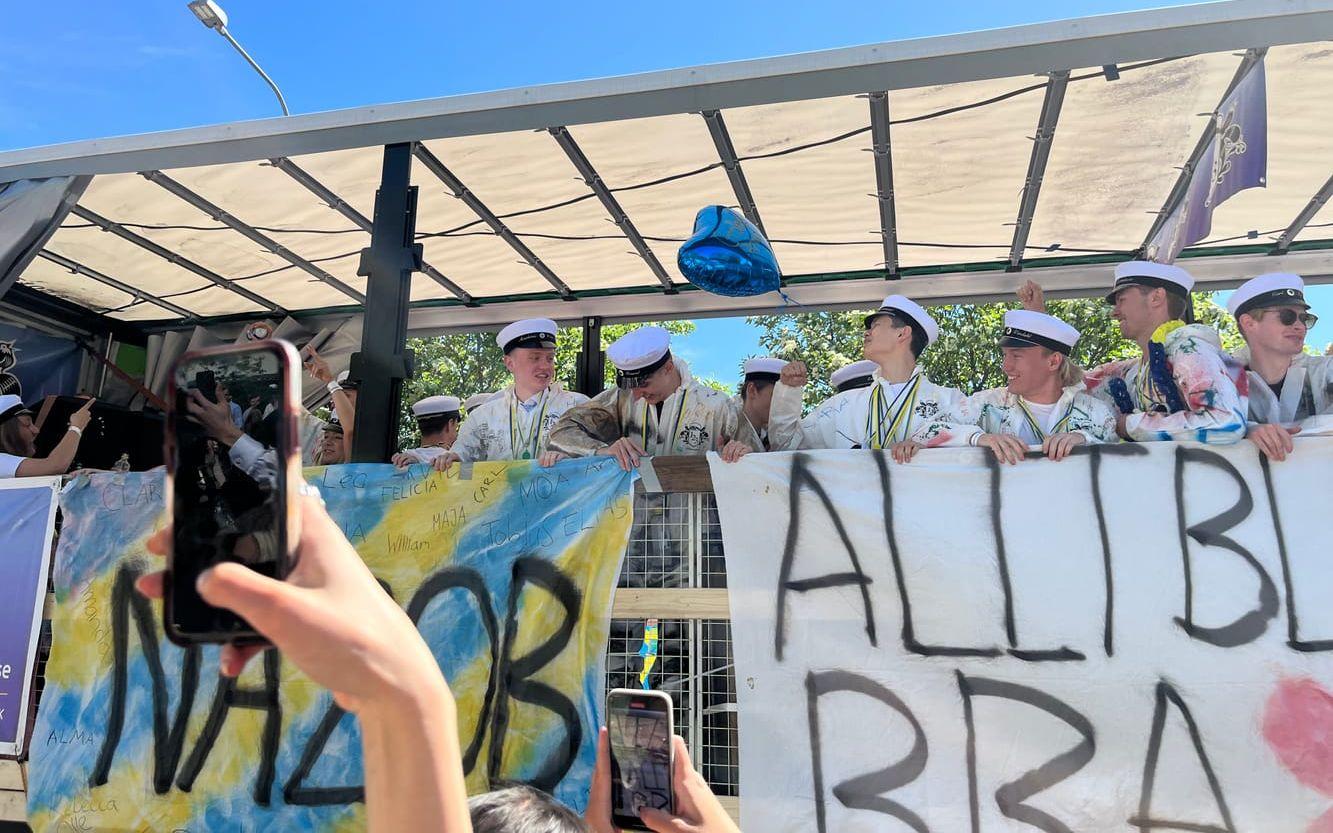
<box><xmin>0</xmin><ymin>479</ymin><xmax>59</xmax><ymax>756</ymax></box>
<box><xmin>1148</xmin><ymin>57</ymin><xmax>1267</xmax><ymax>262</ymax></box>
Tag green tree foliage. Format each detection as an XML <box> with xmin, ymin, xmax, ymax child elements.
<box><xmin>748</xmin><ymin>292</ymin><xmax>1240</xmax><ymax>410</ymax></box>
<box><xmin>395</xmin><ymin>321</ymin><xmax>694</xmax><ymax>447</ymax></box>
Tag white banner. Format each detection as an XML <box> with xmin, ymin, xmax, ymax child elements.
<box><xmin>710</xmin><ymin>440</ymin><xmax>1333</xmax><ymax>833</ymax></box>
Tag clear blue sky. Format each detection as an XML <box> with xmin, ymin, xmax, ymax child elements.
<box><xmin>3</xmin><ymin>1</ymin><xmax>1328</xmax><ymax>381</ymax></box>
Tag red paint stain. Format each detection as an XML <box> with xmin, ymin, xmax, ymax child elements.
<box><xmin>1310</xmin><ymin>807</ymin><xmax>1333</xmax><ymax>833</ymax></box>
<box><xmin>1263</xmin><ymin>677</ymin><xmax>1333</xmax><ymax>796</ymax></box>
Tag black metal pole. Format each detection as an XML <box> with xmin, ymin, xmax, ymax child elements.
<box><xmin>576</xmin><ymin>316</ymin><xmax>605</xmax><ymax>397</ymax></box>
<box><xmin>349</xmin><ymin>143</ymin><xmax>421</xmax><ymax>462</ymax></box>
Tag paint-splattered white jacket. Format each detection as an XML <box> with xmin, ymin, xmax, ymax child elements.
<box><xmin>548</xmin><ymin>361</ymin><xmax>762</xmax><ymax>457</ymax></box>
<box><xmin>949</xmin><ymin>385</ymin><xmax>1118</xmax><ymax>445</ymax></box>
<box><xmin>451</xmin><ymin>383</ymin><xmax>588</xmax><ymax>461</ymax></box>
<box><xmin>766</xmin><ymin>368</ymin><xmax>976</xmax><ymax>450</ymax></box>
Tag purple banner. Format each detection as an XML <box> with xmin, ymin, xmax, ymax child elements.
<box><xmin>1148</xmin><ymin>58</ymin><xmax>1267</xmax><ymax>262</ymax></box>
<box><xmin>0</xmin><ymin>480</ymin><xmax>58</xmax><ymax>755</ymax></box>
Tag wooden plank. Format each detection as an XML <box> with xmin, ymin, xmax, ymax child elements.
<box><xmin>0</xmin><ymin>789</ymin><xmax>25</xmax><ymax>822</ymax></box>
<box><xmin>611</xmin><ymin>588</ymin><xmax>729</xmax><ymax>619</ymax></box>
<box><xmin>0</xmin><ymin>761</ymin><xmax>22</xmax><ymax>791</ymax></box>
<box><xmin>635</xmin><ymin>456</ymin><xmax>713</xmax><ymax>493</ymax></box>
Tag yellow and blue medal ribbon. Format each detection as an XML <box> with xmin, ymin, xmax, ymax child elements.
<box><xmin>638</xmin><ymin>618</ymin><xmax>659</xmax><ymax>689</ymax></box>
<box><xmin>866</xmin><ymin>374</ymin><xmax>922</xmax><ymax>450</ymax></box>
<box><xmin>509</xmin><ymin>389</ymin><xmax>551</xmax><ymax>459</ymax></box>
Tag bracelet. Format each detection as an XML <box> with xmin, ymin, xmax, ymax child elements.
<box><xmin>67</xmin><ymin>425</ymin><xmax>83</xmax><ymax>436</ymax></box>
<box><xmin>326</xmin><ymin>381</ymin><xmax>343</xmax><ymax>394</ymax></box>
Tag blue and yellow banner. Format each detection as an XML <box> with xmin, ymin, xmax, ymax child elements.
<box><xmin>28</xmin><ymin>458</ymin><xmax>635</xmax><ymax>830</ymax></box>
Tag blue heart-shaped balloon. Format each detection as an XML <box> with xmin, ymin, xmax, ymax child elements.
<box><xmin>677</xmin><ymin>206</ymin><xmax>781</xmax><ymax>297</ymax></box>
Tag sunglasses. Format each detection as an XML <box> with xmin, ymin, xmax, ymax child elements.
<box><xmin>1263</xmin><ymin>308</ymin><xmax>1318</xmax><ymax>328</ymax></box>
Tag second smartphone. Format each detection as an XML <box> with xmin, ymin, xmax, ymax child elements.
<box><xmin>606</xmin><ymin>688</ymin><xmax>675</xmax><ymax>830</ymax></box>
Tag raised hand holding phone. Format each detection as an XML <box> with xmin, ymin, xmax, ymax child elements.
<box><xmin>164</xmin><ymin>340</ymin><xmax>302</xmax><ymax>645</ymax></box>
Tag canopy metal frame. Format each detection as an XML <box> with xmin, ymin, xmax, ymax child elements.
<box><xmin>268</xmin><ymin>156</ymin><xmax>477</xmax><ymax>305</ymax></box>
<box><xmin>866</xmin><ymin>92</ymin><xmax>900</xmax><ymax>277</ymax></box>
<box><xmin>411</xmin><ymin>142</ymin><xmax>576</xmax><ymax>299</ymax></box>
<box><xmin>140</xmin><ymin>169</ymin><xmax>367</xmax><ymax>303</ymax></box>
<box><xmin>548</xmin><ymin>126</ymin><xmax>676</xmax><ymax>293</ymax></box>
<box><xmin>1007</xmin><ymin>71</ymin><xmax>1070</xmax><ymax>271</ymax></box>
<box><xmin>701</xmin><ymin>109</ymin><xmax>767</xmax><ymax>237</ymax></box>
<box><xmin>67</xmin><ymin>204</ymin><xmax>287</xmax><ymax>313</ymax></box>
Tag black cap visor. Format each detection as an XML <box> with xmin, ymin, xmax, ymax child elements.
<box><xmin>615</xmin><ymin>351</ymin><xmax>671</xmax><ymax>389</ymax></box>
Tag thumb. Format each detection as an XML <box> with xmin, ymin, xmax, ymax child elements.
<box><xmin>1286</xmin><ymin>425</ymin><xmax>1303</xmax><ymax>435</ymax></box>
<box><xmin>197</xmin><ymin>562</ymin><xmax>303</xmax><ymax>640</ymax></box>
<box><xmin>637</xmin><ymin>808</ymin><xmax>694</xmax><ymax>833</ymax></box>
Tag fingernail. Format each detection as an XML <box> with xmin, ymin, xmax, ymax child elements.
<box><xmin>196</xmin><ymin>568</ymin><xmax>214</xmax><ymax>596</ymax></box>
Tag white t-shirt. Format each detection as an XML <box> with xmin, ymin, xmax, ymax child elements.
<box><xmin>0</xmin><ymin>452</ymin><xmax>26</xmax><ymax>478</ymax></box>
<box><xmin>1018</xmin><ymin>399</ymin><xmax>1060</xmax><ymax>444</ymax></box>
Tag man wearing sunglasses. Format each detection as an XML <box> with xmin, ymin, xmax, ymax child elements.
<box><xmin>547</xmin><ymin>325</ymin><xmax>762</xmax><ymax>470</ymax></box>
<box><xmin>1228</xmin><ymin>272</ymin><xmax>1332</xmax><ymax>461</ymax></box>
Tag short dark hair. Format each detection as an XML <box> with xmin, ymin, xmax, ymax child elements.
<box><xmin>468</xmin><ymin>785</ymin><xmax>588</xmax><ymax>833</ymax></box>
<box><xmin>741</xmin><ymin>378</ymin><xmax>775</xmax><ymax>401</ymax></box>
<box><xmin>418</xmin><ymin>413</ymin><xmax>461</xmax><ymax>436</ymax></box>
<box><xmin>869</xmin><ymin>312</ymin><xmax>927</xmax><ymax>358</ymax></box>
<box><xmin>1166</xmin><ymin>292</ymin><xmax>1188</xmax><ymax>321</ymax></box>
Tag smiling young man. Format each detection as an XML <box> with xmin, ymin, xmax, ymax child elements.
<box><xmin>954</xmin><ymin>309</ymin><xmax>1117</xmax><ymax>464</ymax></box>
<box><xmin>1227</xmin><ymin>272</ymin><xmax>1332</xmax><ymax>461</ymax></box>
<box><xmin>433</xmin><ymin>318</ymin><xmax>588</xmax><ymax>469</ymax></box>
<box><xmin>1024</xmin><ymin>262</ymin><xmax>1247</xmax><ymax>444</ymax></box>
<box><xmin>765</xmin><ymin>294</ymin><xmax>976</xmax><ymax>461</ymax></box>
<box><xmin>547</xmin><ymin>325</ymin><xmax>762</xmax><ymax>470</ymax></box>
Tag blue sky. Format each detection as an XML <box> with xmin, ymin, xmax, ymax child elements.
<box><xmin>3</xmin><ymin>1</ymin><xmax>1329</xmax><ymax>381</ymax></box>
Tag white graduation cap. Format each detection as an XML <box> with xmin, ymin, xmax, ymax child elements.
<box><xmin>1106</xmin><ymin>260</ymin><xmax>1194</xmax><ymax>303</ymax></box>
<box><xmin>742</xmin><ymin>357</ymin><xmax>785</xmax><ymax>382</ymax></box>
<box><xmin>0</xmin><ymin>394</ymin><xmax>32</xmax><ymax>424</ymax></box>
<box><xmin>830</xmin><ymin>360</ymin><xmax>879</xmax><ymax>393</ymax></box>
<box><xmin>999</xmin><ymin>310</ymin><xmax>1081</xmax><ymax>355</ymax></box>
<box><xmin>412</xmin><ymin>395</ymin><xmax>461</xmax><ymax>419</ymax></box>
<box><xmin>1227</xmin><ymin>272</ymin><xmax>1309</xmax><ymax>317</ymax></box>
<box><xmin>464</xmin><ymin>392</ymin><xmax>497</xmax><ymax>412</ymax></box>
<box><xmin>608</xmin><ymin>326</ymin><xmax>672</xmax><ymax>388</ymax></box>
<box><xmin>864</xmin><ymin>294</ymin><xmax>939</xmax><ymax>346</ymax></box>
<box><xmin>335</xmin><ymin>369</ymin><xmax>358</xmax><ymax>390</ymax></box>
<box><xmin>496</xmin><ymin>318</ymin><xmax>558</xmax><ymax>354</ymax></box>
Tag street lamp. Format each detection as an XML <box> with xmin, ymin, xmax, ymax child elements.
<box><xmin>187</xmin><ymin>0</ymin><xmax>290</xmax><ymax>116</ymax></box>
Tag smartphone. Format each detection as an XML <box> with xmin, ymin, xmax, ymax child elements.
<box><xmin>164</xmin><ymin>340</ymin><xmax>302</xmax><ymax>645</ymax></box>
<box><xmin>607</xmin><ymin>688</ymin><xmax>675</xmax><ymax>830</ymax></box>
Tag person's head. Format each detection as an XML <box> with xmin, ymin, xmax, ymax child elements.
<box><xmin>468</xmin><ymin>784</ymin><xmax>588</xmax><ymax>833</ymax></box>
<box><xmin>218</xmin><ymin>383</ymin><xmax>232</xmax><ymax>403</ymax></box>
<box><xmin>739</xmin><ymin>357</ymin><xmax>783</xmax><ymax>425</ymax></box>
<box><xmin>1105</xmin><ymin>261</ymin><xmax>1193</xmax><ymax>341</ymax></box>
<box><xmin>249</xmin><ymin>394</ymin><xmax>261</xmax><ymax>408</ymax></box>
<box><xmin>999</xmin><ymin>310</ymin><xmax>1083</xmax><ymax>397</ymax></box>
<box><xmin>862</xmin><ymin>295</ymin><xmax>936</xmax><ymax>364</ymax></box>
<box><xmin>608</xmin><ymin>326</ymin><xmax>682</xmax><ymax>405</ymax></box>
<box><xmin>0</xmin><ymin>395</ymin><xmax>38</xmax><ymax>457</ymax></box>
<box><xmin>1229</xmin><ymin>272</ymin><xmax>1316</xmax><ymax>359</ymax></box>
<box><xmin>317</xmin><ymin>425</ymin><xmax>345</xmax><ymax>465</ymax></box>
<box><xmin>498</xmin><ymin>318</ymin><xmax>560</xmax><ymax>395</ymax></box>
<box><xmin>413</xmin><ymin>395</ymin><xmax>463</xmax><ymax>447</ymax></box>
<box><xmin>830</xmin><ymin>360</ymin><xmax>878</xmax><ymax>394</ymax></box>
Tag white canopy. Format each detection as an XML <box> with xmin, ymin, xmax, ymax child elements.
<box><xmin>1</xmin><ymin>0</ymin><xmax>1331</xmax><ymax>335</ymax></box>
